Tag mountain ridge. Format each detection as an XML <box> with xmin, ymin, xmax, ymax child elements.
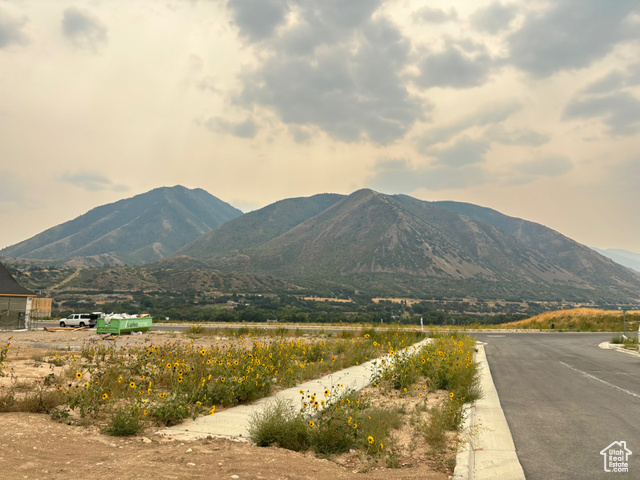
<box><xmin>4</xmin><ymin>187</ymin><xmax>639</xmax><ymax>302</ymax></box>
<box><xmin>0</xmin><ymin>186</ymin><xmax>243</xmax><ymax>265</ymax></box>
<box><xmin>176</xmin><ymin>189</ymin><xmax>640</xmax><ymax>302</ymax></box>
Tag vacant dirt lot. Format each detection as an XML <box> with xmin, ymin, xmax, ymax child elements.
<box><xmin>0</xmin><ymin>329</ymin><xmax>453</xmax><ymax>480</ymax></box>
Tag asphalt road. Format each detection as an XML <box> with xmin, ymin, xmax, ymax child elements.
<box><xmin>472</xmin><ymin>333</ymin><xmax>640</xmax><ymax>479</ymax></box>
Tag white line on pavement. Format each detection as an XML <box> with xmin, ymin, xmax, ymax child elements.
<box><xmin>559</xmin><ymin>361</ymin><xmax>640</xmax><ymax>399</ymax></box>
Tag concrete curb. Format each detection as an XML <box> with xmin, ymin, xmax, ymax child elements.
<box><xmin>598</xmin><ymin>341</ymin><xmax>640</xmax><ymax>357</ymax></box>
<box><xmin>157</xmin><ymin>338</ymin><xmax>431</xmax><ymax>442</ymax></box>
<box><xmin>453</xmin><ymin>344</ymin><xmax>525</xmax><ymax>480</ymax></box>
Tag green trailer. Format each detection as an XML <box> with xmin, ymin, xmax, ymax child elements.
<box><xmin>96</xmin><ymin>315</ymin><xmax>153</xmax><ymax>334</ymax></box>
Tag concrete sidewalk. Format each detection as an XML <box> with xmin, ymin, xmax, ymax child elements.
<box><xmin>157</xmin><ymin>338</ymin><xmax>431</xmax><ymax>442</ymax></box>
<box><xmin>453</xmin><ymin>344</ymin><xmax>525</xmax><ymax>480</ymax></box>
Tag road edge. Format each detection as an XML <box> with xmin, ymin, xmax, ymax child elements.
<box><xmin>453</xmin><ymin>343</ymin><xmax>526</xmax><ymax>480</ymax></box>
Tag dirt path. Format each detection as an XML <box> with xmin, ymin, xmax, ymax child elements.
<box><xmin>47</xmin><ymin>268</ymin><xmax>83</xmax><ymax>292</ymax></box>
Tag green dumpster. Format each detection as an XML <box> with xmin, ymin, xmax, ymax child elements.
<box><xmin>96</xmin><ymin>315</ymin><xmax>153</xmax><ymax>334</ymax></box>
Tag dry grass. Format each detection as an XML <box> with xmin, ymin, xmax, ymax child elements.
<box><xmin>302</xmin><ymin>297</ymin><xmax>355</xmax><ymax>303</ymax></box>
<box><xmin>502</xmin><ymin>308</ymin><xmax>640</xmax><ymax>331</ymax></box>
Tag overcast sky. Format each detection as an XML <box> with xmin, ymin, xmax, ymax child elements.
<box><xmin>1</xmin><ymin>0</ymin><xmax>640</xmax><ymax>252</ymax></box>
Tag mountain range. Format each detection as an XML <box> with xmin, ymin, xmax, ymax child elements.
<box><xmin>0</xmin><ymin>186</ymin><xmax>242</xmax><ymax>266</ymax></box>
<box><xmin>2</xmin><ymin>186</ymin><xmax>640</xmax><ymax>302</ymax></box>
<box><xmin>177</xmin><ymin>189</ymin><xmax>640</xmax><ymax>301</ymax></box>
<box><xmin>590</xmin><ymin>248</ymin><xmax>640</xmax><ymax>275</ymax></box>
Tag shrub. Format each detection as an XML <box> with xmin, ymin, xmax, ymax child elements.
<box><xmin>103</xmin><ymin>407</ymin><xmax>144</xmax><ymax>436</ymax></box>
<box><xmin>419</xmin><ymin>401</ymin><xmax>454</xmax><ymax>450</ymax></box>
<box><xmin>248</xmin><ymin>399</ymin><xmax>310</xmax><ymax>451</ymax></box>
<box><xmin>150</xmin><ymin>395</ymin><xmax>193</xmax><ymax>426</ymax></box>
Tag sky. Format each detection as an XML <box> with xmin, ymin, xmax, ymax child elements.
<box><xmin>1</xmin><ymin>0</ymin><xmax>640</xmax><ymax>252</ymax></box>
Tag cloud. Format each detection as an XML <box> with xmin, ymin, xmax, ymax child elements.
<box><xmin>0</xmin><ymin>7</ymin><xmax>28</xmax><ymax>48</ymax></box>
<box><xmin>238</xmin><ymin>14</ymin><xmax>424</xmax><ymax>144</ymax></box>
<box><xmin>62</xmin><ymin>6</ymin><xmax>107</xmax><ymax>52</ymax></box>
<box><xmin>430</xmin><ymin>137</ymin><xmax>491</xmax><ymax>168</ymax></box>
<box><xmin>413</xmin><ymin>7</ymin><xmax>458</xmax><ymax>24</ymax></box>
<box><xmin>60</xmin><ymin>171</ymin><xmax>128</xmax><ymax>192</ymax></box>
<box><xmin>415</xmin><ymin>45</ymin><xmax>493</xmax><ymax>89</ymax></box>
<box><xmin>583</xmin><ymin>63</ymin><xmax>640</xmax><ymax>94</ymax></box>
<box><xmin>486</xmin><ymin>125</ymin><xmax>550</xmax><ymax>146</ymax></box>
<box><xmin>227</xmin><ymin>0</ymin><xmax>289</xmax><ymax>42</ymax></box>
<box><xmin>471</xmin><ymin>2</ymin><xmax>518</xmax><ymax>34</ymax></box>
<box><xmin>288</xmin><ymin>125</ymin><xmax>313</xmax><ymax>143</ymax></box>
<box><xmin>503</xmin><ymin>156</ymin><xmax>573</xmax><ymax>186</ymax></box>
<box><xmin>563</xmin><ymin>92</ymin><xmax>640</xmax><ymax>136</ymax></box>
<box><xmin>203</xmin><ymin>117</ymin><xmax>258</xmax><ymax>138</ymax></box>
<box><xmin>195</xmin><ymin>76</ymin><xmax>219</xmax><ymax>93</ymax></box>
<box><xmin>507</xmin><ymin>0</ymin><xmax>640</xmax><ymax>77</ymax></box>
<box><xmin>368</xmin><ymin>158</ymin><xmax>489</xmax><ymax>192</ymax></box>
<box><xmin>419</xmin><ymin>101</ymin><xmax>521</xmax><ymax>147</ymax></box>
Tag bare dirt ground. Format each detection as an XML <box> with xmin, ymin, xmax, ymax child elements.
<box><xmin>0</xmin><ymin>329</ymin><xmax>453</xmax><ymax>480</ymax></box>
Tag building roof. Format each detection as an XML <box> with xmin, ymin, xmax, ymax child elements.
<box><xmin>0</xmin><ymin>260</ymin><xmax>36</xmax><ymax>297</ymax></box>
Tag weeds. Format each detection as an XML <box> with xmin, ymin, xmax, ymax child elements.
<box><xmin>248</xmin><ymin>398</ymin><xmax>311</xmax><ymax>451</ymax></box>
<box><xmin>1</xmin><ymin>337</ymin><xmax>12</xmax><ymax>376</ymax></box>
<box><xmin>28</xmin><ymin>330</ymin><xmax>423</xmax><ymax>435</ymax></box>
<box><xmin>249</xmin><ymin>389</ymin><xmax>397</xmax><ymax>458</ymax></box>
<box><xmin>102</xmin><ymin>406</ymin><xmax>144</xmax><ymax>436</ymax></box>
<box><xmin>0</xmin><ymin>380</ymin><xmax>65</xmax><ymax>414</ymax></box>
<box><xmin>610</xmin><ymin>334</ymin><xmax>638</xmax><ymax>349</ymax></box>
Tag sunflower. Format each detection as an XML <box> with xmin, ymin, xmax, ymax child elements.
<box><xmin>209</xmin><ymin>406</ymin><xmax>216</xmax><ymax>415</ymax></box>
<box><xmin>308</xmin><ymin>421</ymin><xmax>315</xmax><ymax>428</ymax></box>
<box><xmin>102</xmin><ymin>393</ymin><xmax>108</xmax><ymax>400</ymax></box>
<box><xmin>75</xmin><ymin>372</ymin><xmax>82</xmax><ymax>379</ymax></box>
<box><xmin>129</xmin><ymin>382</ymin><xmax>136</xmax><ymax>389</ymax></box>
<box><xmin>367</xmin><ymin>436</ymin><xmax>374</xmax><ymax>444</ymax></box>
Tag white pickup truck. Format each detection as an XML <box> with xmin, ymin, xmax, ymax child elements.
<box><xmin>59</xmin><ymin>313</ymin><xmax>101</xmax><ymax>328</ymax></box>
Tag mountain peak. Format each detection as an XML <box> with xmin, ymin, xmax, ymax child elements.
<box><xmin>0</xmin><ymin>187</ymin><xmax>243</xmax><ymax>265</ymax></box>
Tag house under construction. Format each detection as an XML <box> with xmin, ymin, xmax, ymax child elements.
<box><xmin>0</xmin><ymin>260</ymin><xmax>36</xmax><ymax>330</ymax></box>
